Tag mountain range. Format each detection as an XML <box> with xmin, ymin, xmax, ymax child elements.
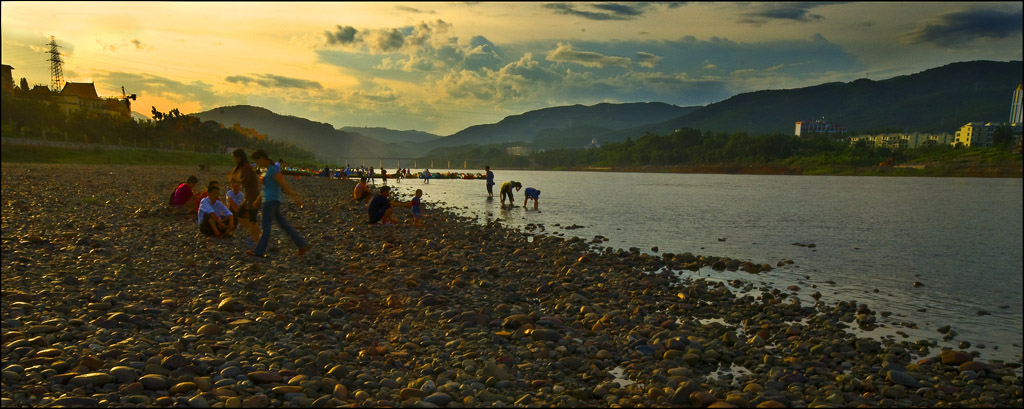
<box><xmin>193</xmin><ymin>60</ymin><xmax>1022</xmax><ymax>163</ymax></box>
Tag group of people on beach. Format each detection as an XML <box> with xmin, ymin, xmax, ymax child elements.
<box><xmin>486</xmin><ymin>165</ymin><xmax>540</xmax><ymax>210</ymax></box>
<box><xmin>169</xmin><ymin>148</ymin><xmax>308</xmax><ymax>259</ymax></box>
<box><xmin>168</xmin><ymin>156</ymin><xmax>542</xmax><ymax>259</ymax></box>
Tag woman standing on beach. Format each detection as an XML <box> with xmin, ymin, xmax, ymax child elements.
<box><xmin>247</xmin><ymin>149</ymin><xmax>309</xmax><ymax>258</ymax></box>
<box><xmin>229</xmin><ymin>149</ymin><xmax>262</xmax><ymax>243</ymax></box>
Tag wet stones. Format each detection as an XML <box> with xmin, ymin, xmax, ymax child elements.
<box><xmin>2</xmin><ymin>164</ymin><xmax>1022</xmax><ymax>409</ymax></box>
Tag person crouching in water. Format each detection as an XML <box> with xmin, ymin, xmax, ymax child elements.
<box><xmin>198</xmin><ymin>182</ymin><xmax>235</xmax><ymax>238</ymax></box>
<box><xmin>499</xmin><ymin>181</ymin><xmax>522</xmax><ymax>208</ymax></box>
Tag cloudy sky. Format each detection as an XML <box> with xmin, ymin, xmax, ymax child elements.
<box><xmin>2</xmin><ymin>2</ymin><xmax>1021</xmax><ymax>135</ymax></box>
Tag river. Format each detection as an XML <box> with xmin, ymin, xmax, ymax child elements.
<box><xmin>378</xmin><ymin>169</ymin><xmax>1023</xmax><ymax>364</ymax></box>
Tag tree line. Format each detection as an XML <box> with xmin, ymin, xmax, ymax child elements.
<box><xmin>417</xmin><ymin>127</ymin><xmax>1019</xmax><ymax>170</ymax></box>
<box><xmin>1</xmin><ymin>92</ymin><xmax>317</xmax><ymax>163</ymax></box>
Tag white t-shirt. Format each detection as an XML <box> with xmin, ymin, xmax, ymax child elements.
<box><xmin>197</xmin><ymin>197</ymin><xmax>233</xmax><ymax>225</ymax></box>
<box><xmin>226</xmin><ymin>189</ymin><xmax>244</xmax><ymax>207</ymax></box>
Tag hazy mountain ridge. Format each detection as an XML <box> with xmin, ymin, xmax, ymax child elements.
<box><xmin>339</xmin><ymin>127</ymin><xmax>441</xmax><ymax>144</ymax></box>
<box><xmin>425</xmin><ymin>102</ymin><xmax>698</xmax><ymax>150</ymax></box>
<box><xmin>193</xmin><ymin>105</ymin><xmax>394</xmax><ymax>162</ymax></box>
<box><xmin>194</xmin><ymin>60</ymin><xmax>1022</xmax><ymax>163</ymax></box>
<box><xmin>637</xmin><ymin>60</ymin><xmax>1024</xmax><ymax>136</ymax></box>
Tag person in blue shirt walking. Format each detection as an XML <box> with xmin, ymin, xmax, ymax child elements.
<box><xmin>246</xmin><ymin>149</ymin><xmax>309</xmax><ymax>258</ymax></box>
<box><xmin>485</xmin><ymin>165</ymin><xmax>495</xmax><ymax>198</ymax></box>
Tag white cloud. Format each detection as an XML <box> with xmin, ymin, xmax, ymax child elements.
<box><xmin>545</xmin><ymin>42</ymin><xmax>632</xmax><ymax>69</ymax></box>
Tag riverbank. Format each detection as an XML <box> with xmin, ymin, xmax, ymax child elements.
<box><xmin>2</xmin><ymin>163</ymin><xmax>1021</xmax><ymax>408</ymax></box>
<box><xmin>554</xmin><ymin>161</ymin><xmax>1023</xmax><ymax>177</ymax></box>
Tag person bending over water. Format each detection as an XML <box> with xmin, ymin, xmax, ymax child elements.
<box><xmin>500</xmin><ymin>181</ymin><xmax>522</xmax><ymax>208</ymax></box>
<box><xmin>523</xmin><ymin>187</ymin><xmax>540</xmax><ymax>210</ymax></box>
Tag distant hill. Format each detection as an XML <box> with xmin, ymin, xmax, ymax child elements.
<box><xmin>339</xmin><ymin>127</ymin><xmax>440</xmax><ymax>144</ymax></box>
<box><xmin>421</xmin><ymin>102</ymin><xmax>699</xmax><ymax>151</ymax></box>
<box><xmin>195</xmin><ymin>60</ymin><xmax>1022</xmax><ymax>162</ymax></box>
<box><xmin>620</xmin><ymin>60</ymin><xmax>1023</xmax><ymax>137</ymax></box>
<box><xmin>193</xmin><ymin>105</ymin><xmax>394</xmax><ymax>163</ymax></box>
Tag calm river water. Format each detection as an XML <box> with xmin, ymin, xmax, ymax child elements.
<box><xmin>383</xmin><ymin>170</ymin><xmax>1023</xmax><ymax>364</ymax></box>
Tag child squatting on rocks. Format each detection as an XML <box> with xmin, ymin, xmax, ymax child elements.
<box><xmin>197</xmin><ymin>182</ymin><xmax>235</xmax><ymax>238</ymax></box>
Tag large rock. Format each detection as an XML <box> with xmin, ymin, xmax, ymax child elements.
<box><xmin>886</xmin><ymin>370</ymin><xmax>922</xmax><ymax>389</ymax></box>
<box><xmin>940</xmin><ymin>350</ymin><xmax>972</xmax><ymax>366</ymax></box>
<box><xmin>423</xmin><ymin>392</ymin><xmax>452</xmax><ymax>407</ymax></box>
<box><xmin>68</xmin><ymin>373</ymin><xmax>115</xmax><ymax>387</ymax></box>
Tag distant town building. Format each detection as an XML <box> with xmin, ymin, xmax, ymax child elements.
<box><xmin>953</xmin><ymin>122</ymin><xmax>1023</xmax><ymax>147</ymax></box>
<box><xmin>1</xmin><ymin>64</ymin><xmax>13</xmax><ymax>94</ymax></box>
<box><xmin>1012</xmin><ymin>83</ymin><xmax>1022</xmax><ymax>125</ymax></box>
<box><xmin>506</xmin><ymin>146</ymin><xmax>535</xmax><ymax>156</ymax></box>
<box><xmin>795</xmin><ymin>119</ymin><xmax>847</xmax><ymax>137</ymax></box>
<box><xmin>849</xmin><ymin>132</ymin><xmax>954</xmax><ymax>150</ymax></box>
<box><xmin>58</xmin><ymin>82</ymin><xmax>131</xmax><ymax>120</ymax></box>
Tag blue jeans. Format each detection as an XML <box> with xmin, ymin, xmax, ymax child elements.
<box><xmin>253</xmin><ymin>200</ymin><xmax>306</xmax><ymax>255</ymax></box>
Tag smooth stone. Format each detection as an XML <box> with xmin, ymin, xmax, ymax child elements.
<box><xmin>333</xmin><ymin>384</ymin><xmax>349</xmax><ymax>399</ymax></box>
<box><xmin>187</xmin><ymin>394</ymin><xmax>211</xmax><ymax>408</ymax></box>
<box><xmin>68</xmin><ymin>372</ymin><xmax>116</xmax><ymax>387</ymax></box>
<box><xmin>423</xmin><ymin>392</ymin><xmax>453</xmax><ymax>407</ymax></box>
<box><xmin>169</xmin><ymin>381</ymin><xmax>198</xmax><ymax>394</ymax></box>
<box><xmin>109</xmin><ymin>366</ymin><xmax>138</xmax><ymax>383</ymax></box>
<box><xmin>220</xmin><ymin>366</ymin><xmax>242</xmax><ymax>378</ymax></box>
<box><xmin>310</xmin><ymin>310</ymin><xmax>329</xmax><ymax>321</ymax></box>
<box><xmin>161</xmin><ymin>354</ymin><xmax>187</xmax><ymax>370</ymax></box>
<box><xmin>940</xmin><ymin>350</ymin><xmax>972</xmax><ymax>365</ymax></box>
<box><xmin>140</xmin><ymin>374</ymin><xmax>168</xmax><ymax>390</ymax></box>
<box><xmin>119</xmin><ymin>382</ymin><xmax>145</xmax><ymax>395</ymax></box>
<box><xmin>248</xmin><ymin>371</ymin><xmax>283</xmax><ymax>383</ymax></box>
<box><xmin>194</xmin><ymin>376</ymin><xmax>213</xmax><ymax>391</ymax></box>
<box><xmin>958</xmin><ymin>361</ymin><xmax>986</xmax><ymax>372</ymax></box>
<box><xmin>271</xmin><ymin>385</ymin><xmax>304</xmax><ymax>394</ymax></box>
<box><xmin>197</xmin><ymin>323</ymin><xmax>220</xmax><ymax>335</ymax></box>
<box><xmin>886</xmin><ymin>371</ymin><xmax>922</xmax><ymax>389</ymax></box>
<box><xmin>401</xmin><ymin>388</ymin><xmax>429</xmax><ymax>400</ymax></box>
<box><xmin>217</xmin><ymin>298</ymin><xmax>237</xmax><ymax>312</ymax></box>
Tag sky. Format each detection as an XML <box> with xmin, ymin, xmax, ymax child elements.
<box><xmin>2</xmin><ymin>2</ymin><xmax>1022</xmax><ymax>136</ymax></box>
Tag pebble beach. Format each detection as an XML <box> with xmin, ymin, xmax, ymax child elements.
<box><xmin>2</xmin><ymin>163</ymin><xmax>1022</xmax><ymax>408</ymax></box>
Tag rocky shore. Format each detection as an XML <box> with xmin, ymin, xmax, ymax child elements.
<box><xmin>2</xmin><ymin>163</ymin><xmax>1021</xmax><ymax>408</ymax></box>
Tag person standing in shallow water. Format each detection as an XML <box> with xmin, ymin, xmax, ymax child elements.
<box><xmin>485</xmin><ymin>165</ymin><xmax>495</xmax><ymax>198</ymax></box>
<box><xmin>247</xmin><ymin>149</ymin><xmax>308</xmax><ymax>258</ymax></box>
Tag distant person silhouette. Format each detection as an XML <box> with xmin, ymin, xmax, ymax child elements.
<box><xmin>485</xmin><ymin>165</ymin><xmax>495</xmax><ymax>198</ymax></box>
